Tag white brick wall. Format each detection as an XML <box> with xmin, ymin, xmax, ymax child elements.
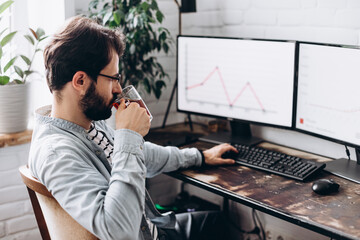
<box><xmin>0</xmin><ymin>144</ymin><xmax>40</xmax><ymax>240</ymax></box>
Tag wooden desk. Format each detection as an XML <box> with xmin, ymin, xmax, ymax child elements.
<box><xmin>147</xmin><ymin>124</ymin><xmax>360</xmax><ymax>240</ymax></box>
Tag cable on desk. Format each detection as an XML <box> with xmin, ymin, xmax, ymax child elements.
<box><xmin>345</xmin><ymin>145</ymin><xmax>351</xmax><ymax>160</ymax></box>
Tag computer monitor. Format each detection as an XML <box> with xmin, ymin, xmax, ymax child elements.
<box><xmin>177</xmin><ymin>36</ymin><xmax>296</xmax><ymax>144</ymax></box>
<box><xmin>296</xmin><ymin>42</ymin><xmax>360</xmax><ymax>183</ymax></box>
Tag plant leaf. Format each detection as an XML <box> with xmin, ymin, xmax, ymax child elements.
<box><xmin>35</xmin><ymin>28</ymin><xmax>45</xmax><ymax>39</ymax></box>
<box><xmin>13</xmin><ymin>79</ymin><xmax>23</xmax><ymax>84</ymax></box>
<box><xmin>14</xmin><ymin>65</ymin><xmax>24</xmax><ymax>78</ymax></box>
<box><xmin>103</xmin><ymin>11</ymin><xmax>112</xmax><ymax>25</ymax></box>
<box><xmin>88</xmin><ymin>0</ymin><xmax>99</xmax><ymax>10</ymax></box>
<box><xmin>113</xmin><ymin>10</ymin><xmax>124</xmax><ymax>25</ymax></box>
<box><xmin>29</xmin><ymin>28</ymin><xmax>38</xmax><ymax>40</ymax></box>
<box><xmin>156</xmin><ymin>80</ymin><xmax>166</xmax><ymax>88</ymax></box>
<box><xmin>0</xmin><ymin>76</ymin><xmax>10</xmax><ymax>85</ymax></box>
<box><xmin>0</xmin><ymin>0</ymin><xmax>13</xmax><ymax>15</ymax></box>
<box><xmin>141</xmin><ymin>2</ymin><xmax>149</xmax><ymax>11</ymax></box>
<box><xmin>0</xmin><ymin>31</ymin><xmax>17</xmax><ymax>47</ymax></box>
<box><xmin>155</xmin><ymin>11</ymin><xmax>163</xmax><ymax>23</ymax></box>
<box><xmin>4</xmin><ymin>56</ymin><xmax>17</xmax><ymax>72</ymax></box>
<box><xmin>24</xmin><ymin>70</ymin><xmax>35</xmax><ymax>76</ymax></box>
<box><xmin>150</xmin><ymin>0</ymin><xmax>158</xmax><ymax>10</ymax></box>
<box><xmin>159</xmin><ymin>31</ymin><xmax>166</xmax><ymax>41</ymax></box>
<box><xmin>163</xmin><ymin>42</ymin><xmax>169</xmax><ymax>53</ymax></box>
<box><xmin>38</xmin><ymin>36</ymin><xmax>48</xmax><ymax>42</ymax></box>
<box><xmin>20</xmin><ymin>55</ymin><xmax>31</xmax><ymax>66</ymax></box>
<box><xmin>24</xmin><ymin>34</ymin><xmax>35</xmax><ymax>45</ymax></box>
<box><xmin>143</xmin><ymin>77</ymin><xmax>151</xmax><ymax>93</ymax></box>
<box><xmin>153</xmin><ymin>86</ymin><xmax>161</xmax><ymax>99</ymax></box>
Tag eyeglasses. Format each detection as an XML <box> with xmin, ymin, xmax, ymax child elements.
<box><xmin>98</xmin><ymin>73</ymin><xmax>123</xmax><ymax>85</ymax></box>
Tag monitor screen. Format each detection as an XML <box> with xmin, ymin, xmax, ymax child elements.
<box><xmin>296</xmin><ymin>43</ymin><xmax>360</xmax><ymax>147</ymax></box>
<box><xmin>177</xmin><ymin>36</ymin><xmax>296</xmax><ymax>128</ymax></box>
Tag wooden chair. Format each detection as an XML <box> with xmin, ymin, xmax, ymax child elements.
<box><xmin>19</xmin><ymin>165</ymin><xmax>98</xmax><ymax>240</ymax></box>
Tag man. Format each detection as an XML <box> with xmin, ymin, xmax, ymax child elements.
<box><xmin>29</xmin><ymin>16</ymin><xmax>237</xmax><ymax>240</ymax></box>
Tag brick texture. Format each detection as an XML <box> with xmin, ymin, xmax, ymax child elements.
<box><xmin>0</xmin><ymin>202</ymin><xmax>28</xmax><ymax>221</ymax></box>
<box><xmin>6</xmin><ymin>215</ymin><xmax>38</xmax><ymax>235</ymax></box>
<box><xmin>244</xmin><ymin>10</ymin><xmax>278</xmax><ymax>25</ymax></box>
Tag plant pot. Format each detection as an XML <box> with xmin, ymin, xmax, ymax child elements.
<box><xmin>0</xmin><ymin>83</ymin><xmax>29</xmax><ymax>133</ymax></box>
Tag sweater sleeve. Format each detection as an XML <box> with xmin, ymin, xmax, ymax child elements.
<box><xmin>143</xmin><ymin>141</ymin><xmax>202</xmax><ymax>178</ymax></box>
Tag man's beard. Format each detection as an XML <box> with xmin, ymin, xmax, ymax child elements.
<box><xmin>80</xmin><ymin>81</ymin><xmax>116</xmax><ymax>121</ymax></box>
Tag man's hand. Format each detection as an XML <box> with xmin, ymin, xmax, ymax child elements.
<box><xmin>203</xmin><ymin>143</ymin><xmax>238</xmax><ymax>166</ymax></box>
<box><xmin>115</xmin><ymin>99</ymin><xmax>151</xmax><ymax>136</ymax></box>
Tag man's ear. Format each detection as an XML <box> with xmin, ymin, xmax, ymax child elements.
<box><xmin>72</xmin><ymin>71</ymin><xmax>90</xmax><ymax>95</ymax></box>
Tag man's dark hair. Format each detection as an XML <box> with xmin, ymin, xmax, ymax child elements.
<box><xmin>44</xmin><ymin>16</ymin><xmax>125</xmax><ymax>93</ymax></box>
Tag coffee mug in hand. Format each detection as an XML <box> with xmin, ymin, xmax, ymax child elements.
<box><xmin>113</xmin><ymin>85</ymin><xmax>153</xmax><ymax>122</ymax></box>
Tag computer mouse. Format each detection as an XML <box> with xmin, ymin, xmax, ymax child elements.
<box><xmin>312</xmin><ymin>179</ymin><xmax>340</xmax><ymax>195</ymax></box>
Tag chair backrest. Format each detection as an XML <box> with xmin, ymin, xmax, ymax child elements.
<box><xmin>19</xmin><ymin>165</ymin><xmax>98</xmax><ymax>240</ymax></box>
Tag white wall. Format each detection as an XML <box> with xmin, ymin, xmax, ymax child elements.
<box><xmin>0</xmin><ymin>144</ymin><xmax>40</xmax><ymax>240</ymax></box>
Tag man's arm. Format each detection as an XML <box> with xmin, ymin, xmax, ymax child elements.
<box><xmin>143</xmin><ymin>142</ymin><xmax>237</xmax><ymax>178</ymax></box>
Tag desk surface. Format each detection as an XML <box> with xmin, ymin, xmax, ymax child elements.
<box><xmin>147</xmin><ymin>123</ymin><xmax>360</xmax><ymax>240</ymax></box>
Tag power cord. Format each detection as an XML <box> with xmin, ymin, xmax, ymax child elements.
<box><xmin>345</xmin><ymin>145</ymin><xmax>351</xmax><ymax>160</ymax></box>
<box><xmin>252</xmin><ymin>209</ymin><xmax>266</xmax><ymax>240</ymax></box>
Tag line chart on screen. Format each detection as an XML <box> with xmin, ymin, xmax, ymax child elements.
<box><xmin>185</xmin><ymin>66</ymin><xmax>268</xmax><ymax>113</ymax></box>
<box><xmin>177</xmin><ymin>37</ymin><xmax>296</xmax><ymax>127</ymax></box>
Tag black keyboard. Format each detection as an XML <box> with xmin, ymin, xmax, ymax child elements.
<box><xmin>224</xmin><ymin>143</ymin><xmax>326</xmax><ymax>181</ymax></box>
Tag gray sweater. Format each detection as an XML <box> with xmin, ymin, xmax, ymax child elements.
<box><xmin>28</xmin><ymin>105</ymin><xmax>202</xmax><ymax>239</ymax></box>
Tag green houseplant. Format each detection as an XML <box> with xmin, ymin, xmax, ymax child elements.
<box><xmin>0</xmin><ymin>0</ymin><xmax>46</xmax><ymax>133</ymax></box>
<box><xmin>87</xmin><ymin>0</ymin><xmax>172</xmax><ymax>99</ymax></box>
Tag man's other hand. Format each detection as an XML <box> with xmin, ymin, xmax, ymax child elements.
<box><xmin>203</xmin><ymin>143</ymin><xmax>237</xmax><ymax>166</ymax></box>
<box><xmin>115</xmin><ymin>99</ymin><xmax>150</xmax><ymax>136</ymax></box>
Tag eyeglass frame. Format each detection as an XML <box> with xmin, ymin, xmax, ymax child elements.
<box><xmin>98</xmin><ymin>73</ymin><xmax>123</xmax><ymax>85</ymax></box>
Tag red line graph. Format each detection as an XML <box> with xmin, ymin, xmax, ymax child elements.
<box><xmin>186</xmin><ymin>66</ymin><xmax>265</xmax><ymax>111</ymax></box>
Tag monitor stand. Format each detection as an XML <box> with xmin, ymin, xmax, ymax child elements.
<box><xmin>325</xmin><ymin>148</ymin><xmax>360</xmax><ymax>184</ymax></box>
<box><xmin>199</xmin><ymin>120</ymin><xmax>263</xmax><ymax>146</ymax></box>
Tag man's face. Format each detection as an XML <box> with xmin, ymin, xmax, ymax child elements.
<box><xmin>80</xmin><ymin>50</ymin><xmax>121</xmax><ymax>121</ymax></box>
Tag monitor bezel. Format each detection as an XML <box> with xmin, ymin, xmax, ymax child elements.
<box><xmin>176</xmin><ymin>35</ymin><xmax>298</xmax><ymax>131</ymax></box>
<box><xmin>294</xmin><ymin>41</ymin><xmax>360</xmax><ymax>149</ymax></box>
